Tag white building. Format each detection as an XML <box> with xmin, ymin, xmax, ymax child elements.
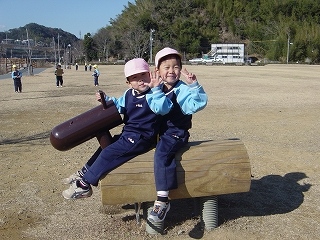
<box><xmin>203</xmin><ymin>43</ymin><xmax>245</xmax><ymax>63</ymax></box>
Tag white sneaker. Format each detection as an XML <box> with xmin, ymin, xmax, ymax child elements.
<box><xmin>62</xmin><ymin>180</ymin><xmax>92</xmax><ymax>199</ymax></box>
<box><xmin>62</xmin><ymin>171</ymin><xmax>82</xmax><ymax>184</ymax></box>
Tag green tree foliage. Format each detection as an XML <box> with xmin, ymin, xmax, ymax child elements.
<box><xmin>2</xmin><ymin>0</ymin><xmax>320</xmax><ymax>63</ymax></box>
<box><xmin>83</xmin><ymin>33</ymin><xmax>97</xmax><ymax>62</ymax></box>
<box><xmin>101</xmin><ymin>0</ymin><xmax>318</xmax><ymax>63</ymax></box>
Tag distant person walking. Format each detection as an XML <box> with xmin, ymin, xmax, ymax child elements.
<box><xmin>92</xmin><ymin>65</ymin><xmax>100</xmax><ymax>86</ymax></box>
<box><xmin>55</xmin><ymin>64</ymin><xmax>64</xmax><ymax>87</ymax></box>
<box><xmin>75</xmin><ymin>63</ymin><xmax>78</xmax><ymax>70</ymax></box>
<box><xmin>89</xmin><ymin>64</ymin><xmax>92</xmax><ymax>71</ymax></box>
<box><xmin>11</xmin><ymin>65</ymin><xmax>22</xmax><ymax>93</ymax></box>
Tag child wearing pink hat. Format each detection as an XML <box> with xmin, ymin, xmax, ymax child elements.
<box><xmin>62</xmin><ymin>58</ymin><xmax>173</xmax><ymax>199</ymax></box>
<box><xmin>148</xmin><ymin>47</ymin><xmax>208</xmax><ymax>222</ymax></box>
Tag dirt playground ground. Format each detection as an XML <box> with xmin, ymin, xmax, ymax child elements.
<box><xmin>0</xmin><ymin>63</ymin><xmax>319</xmax><ymax>240</ymax></box>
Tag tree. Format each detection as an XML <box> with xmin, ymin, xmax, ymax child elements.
<box><xmin>83</xmin><ymin>33</ymin><xmax>97</xmax><ymax>62</ymax></box>
<box><xmin>122</xmin><ymin>26</ymin><xmax>150</xmax><ymax>59</ymax></box>
<box><xmin>93</xmin><ymin>27</ymin><xmax>114</xmax><ymax>62</ymax></box>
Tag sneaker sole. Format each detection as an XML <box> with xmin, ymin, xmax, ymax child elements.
<box><xmin>62</xmin><ymin>189</ymin><xmax>92</xmax><ymax>200</ymax></box>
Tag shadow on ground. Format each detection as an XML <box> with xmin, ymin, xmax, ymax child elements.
<box><xmin>0</xmin><ymin>131</ymin><xmax>50</xmax><ymax>145</ymax></box>
<box><xmin>218</xmin><ymin>172</ymin><xmax>310</xmax><ymax>219</ymax></box>
<box><xmin>1</xmin><ymin>131</ymin><xmax>311</xmax><ymax>239</ymax></box>
<box><xmin>139</xmin><ymin>171</ymin><xmax>311</xmax><ymax>238</ymax></box>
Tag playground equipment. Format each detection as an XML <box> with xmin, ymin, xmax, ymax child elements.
<box><xmin>50</xmin><ymin>91</ymin><xmax>122</xmax><ymax>151</ymax></box>
<box><xmin>50</xmin><ymin>91</ymin><xmax>251</xmax><ymax>235</ymax></box>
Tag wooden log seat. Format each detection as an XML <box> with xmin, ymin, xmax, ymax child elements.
<box><xmin>100</xmin><ymin>139</ymin><xmax>251</xmax><ymax>205</ymax></box>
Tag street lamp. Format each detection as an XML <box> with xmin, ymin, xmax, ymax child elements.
<box><xmin>287</xmin><ymin>34</ymin><xmax>293</xmax><ymax>64</ymax></box>
<box><xmin>149</xmin><ymin>29</ymin><xmax>155</xmax><ymax>64</ymax></box>
<box><xmin>67</xmin><ymin>44</ymin><xmax>71</xmax><ymax>68</ymax></box>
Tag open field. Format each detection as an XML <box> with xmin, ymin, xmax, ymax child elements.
<box><xmin>0</xmin><ymin>63</ymin><xmax>319</xmax><ymax>239</ymax></box>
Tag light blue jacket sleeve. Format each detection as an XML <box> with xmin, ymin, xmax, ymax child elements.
<box><xmin>176</xmin><ymin>80</ymin><xmax>208</xmax><ymax>115</ymax></box>
<box><xmin>146</xmin><ymin>86</ymin><xmax>173</xmax><ymax>115</ymax></box>
<box><xmin>12</xmin><ymin>71</ymin><xmax>22</xmax><ymax>79</ymax></box>
<box><xmin>104</xmin><ymin>90</ymin><xmax>127</xmax><ymax>114</ymax></box>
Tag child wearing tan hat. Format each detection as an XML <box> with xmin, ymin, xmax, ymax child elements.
<box><xmin>55</xmin><ymin>64</ymin><xmax>64</xmax><ymax>87</ymax></box>
<box><xmin>92</xmin><ymin>65</ymin><xmax>100</xmax><ymax>86</ymax></box>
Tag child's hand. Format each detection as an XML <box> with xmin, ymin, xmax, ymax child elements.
<box><xmin>96</xmin><ymin>90</ymin><xmax>105</xmax><ymax>102</ymax></box>
<box><xmin>148</xmin><ymin>71</ymin><xmax>163</xmax><ymax>88</ymax></box>
<box><xmin>181</xmin><ymin>68</ymin><xmax>197</xmax><ymax>84</ymax></box>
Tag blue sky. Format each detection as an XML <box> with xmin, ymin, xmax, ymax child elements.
<box><xmin>0</xmin><ymin>0</ymin><xmax>134</xmax><ymax>38</ymax></box>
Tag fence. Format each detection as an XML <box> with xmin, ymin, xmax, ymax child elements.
<box><xmin>0</xmin><ymin>58</ymin><xmax>29</xmax><ymax>74</ymax></box>
<box><xmin>0</xmin><ymin>58</ymin><xmax>47</xmax><ymax>75</ymax></box>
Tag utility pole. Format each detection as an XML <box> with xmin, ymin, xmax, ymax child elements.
<box><xmin>26</xmin><ymin>28</ymin><xmax>32</xmax><ymax>75</ymax></box>
<box><xmin>53</xmin><ymin>37</ymin><xmax>56</xmax><ymax>66</ymax></box>
<box><xmin>58</xmin><ymin>33</ymin><xmax>60</xmax><ymax>64</ymax></box>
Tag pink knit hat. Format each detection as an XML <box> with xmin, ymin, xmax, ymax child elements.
<box><xmin>124</xmin><ymin>58</ymin><xmax>150</xmax><ymax>78</ymax></box>
<box><xmin>155</xmin><ymin>47</ymin><xmax>182</xmax><ymax>68</ymax></box>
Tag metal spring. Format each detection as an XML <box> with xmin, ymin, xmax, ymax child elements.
<box><xmin>200</xmin><ymin>196</ymin><xmax>218</xmax><ymax>230</ymax></box>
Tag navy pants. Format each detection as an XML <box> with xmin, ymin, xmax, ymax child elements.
<box><xmin>56</xmin><ymin>76</ymin><xmax>63</xmax><ymax>86</ymax></box>
<box><xmin>154</xmin><ymin>132</ymin><xmax>189</xmax><ymax>191</ymax></box>
<box><xmin>94</xmin><ymin>77</ymin><xmax>99</xmax><ymax>86</ymax></box>
<box><xmin>13</xmin><ymin>79</ymin><xmax>22</xmax><ymax>92</ymax></box>
<box><xmin>83</xmin><ymin>132</ymin><xmax>153</xmax><ymax>186</ymax></box>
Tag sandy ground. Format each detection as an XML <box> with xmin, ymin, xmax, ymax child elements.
<box><xmin>0</xmin><ymin>63</ymin><xmax>319</xmax><ymax>240</ymax></box>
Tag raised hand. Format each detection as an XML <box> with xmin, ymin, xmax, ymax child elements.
<box><xmin>148</xmin><ymin>70</ymin><xmax>163</xmax><ymax>88</ymax></box>
<box><xmin>96</xmin><ymin>90</ymin><xmax>105</xmax><ymax>102</ymax></box>
<box><xmin>181</xmin><ymin>67</ymin><xmax>197</xmax><ymax>84</ymax></box>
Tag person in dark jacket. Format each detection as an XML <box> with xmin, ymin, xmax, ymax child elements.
<box><xmin>54</xmin><ymin>64</ymin><xmax>64</xmax><ymax>87</ymax></box>
<box><xmin>11</xmin><ymin>65</ymin><xmax>22</xmax><ymax>93</ymax></box>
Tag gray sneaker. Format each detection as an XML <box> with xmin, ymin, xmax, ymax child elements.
<box><xmin>62</xmin><ymin>171</ymin><xmax>82</xmax><ymax>184</ymax></box>
<box><xmin>62</xmin><ymin>181</ymin><xmax>92</xmax><ymax>199</ymax></box>
<box><xmin>148</xmin><ymin>201</ymin><xmax>171</xmax><ymax>222</ymax></box>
